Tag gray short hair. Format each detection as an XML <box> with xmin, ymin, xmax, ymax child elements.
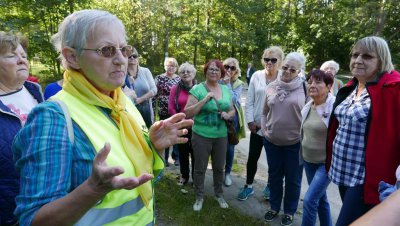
<box><xmin>178</xmin><ymin>62</ymin><xmax>197</xmax><ymax>77</ymax></box>
<box><xmin>320</xmin><ymin>60</ymin><xmax>340</xmax><ymax>73</ymax></box>
<box><xmin>0</xmin><ymin>31</ymin><xmax>20</xmax><ymax>54</ymax></box>
<box><xmin>352</xmin><ymin>36</ymin><xmax>394</xmax><ymax>73</ymax></box>
<box><xmin>51</xmin><ymin>9</ymin><xmax>125</xmax><ymax>68</ymax></box>
<box><xmin>223</xmin><ymin>57</ymin><xmax>241</xmax><ymax>80</ymax></box>
<box><xmin>284</xmin><ymin>52</ymin><xmax>306</xmax><ymax>69</ymax></box>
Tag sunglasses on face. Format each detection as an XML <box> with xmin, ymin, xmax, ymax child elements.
<box><xmin>282</xmin><ymin>66</ymin><xmax>298</xmax><ymax>73</ymax></box>
<box><xmin>350</xmin><ymin>53</ymin><xmax>375</xmax><ymax>60</ymax></box>
<box><xmin>263</xmin><ymin>58</ymin><xmax>278</xmax><ymax>64</ymax></box>
<box><xmin>82</xmin><ymin>45</ymin><xmax>133</xmax><ymax>58</ymax></box>
<box><xmin>224</xmin><ymin>65</ymin><xmax>236</xmax><ymax>71</ymax></box>
<box><xmin>128</xmin><ymin>54</ymin><xmax>138</xmax><ymax>59</ymax></box>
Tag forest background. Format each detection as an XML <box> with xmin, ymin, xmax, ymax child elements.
<box><xmin>1</xmin><ymin>0</ymin><xmax>399</xmax><ymax>84</ymax></box>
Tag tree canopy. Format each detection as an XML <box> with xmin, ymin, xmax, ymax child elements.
<box><xmin>1</xmin><ymin>0</ymin><xmax>399</xmax><ymax>80</ymax></box>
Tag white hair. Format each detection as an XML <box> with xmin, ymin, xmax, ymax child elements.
<box><xmin>51</xmin><ymin>9</ymin><xmax>125</xmax><ymax>68</ymax></box>
<box><xmin>320</xmin><ymin>60</ymin><xmax>340</xmax><ymax>72</ymax></box>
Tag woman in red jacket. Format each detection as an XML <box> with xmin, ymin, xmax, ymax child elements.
<box><xmin>326</xmin><ymin>36</ymin><xmax>400</xmax><ymax>226</ymax></box>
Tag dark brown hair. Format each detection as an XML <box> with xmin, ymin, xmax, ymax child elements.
<box><xmin>306</xmin><ymin>69</ymin><xmax>334</xmax><ymax>86</ymax></box>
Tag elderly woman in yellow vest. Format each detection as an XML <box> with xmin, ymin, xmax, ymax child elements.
<box><xmin>12</xmin><ymin>10</ymin><xmax>193</xmax><ymax>226</ymax></box>
<box><xmin>220</xmin><ymin>57</ymin><xmax>246</xmax><ymax>187</ymax></box>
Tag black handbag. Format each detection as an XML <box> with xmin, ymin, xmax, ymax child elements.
<box><xmin>203</xmin><ymin>83</ymin><xmax>239</xmax><ymax>145</ymax></box>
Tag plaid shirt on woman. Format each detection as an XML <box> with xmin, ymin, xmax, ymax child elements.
<box><xmin>328</xmin><ymin>87</ymin><xmax>371</xmax><ymax>186</ymax></box>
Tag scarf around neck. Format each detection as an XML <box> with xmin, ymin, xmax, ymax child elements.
<box><xmin>275</xmin><ymin>75</ymin><xmax>302</xmax><ymax>102</ymax></box>
<box><xmin>63</xmin><ymin>69</ymin><xmax>153</xmax><ymax>208</ymax></box>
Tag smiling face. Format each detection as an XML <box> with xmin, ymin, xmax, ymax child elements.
<box><xmin>224</xmin><ymin>63</ymin><xmax>237</xmax><ymax>79</ymax></box>
<box><xmin>263</xmin><ymin>52</ymin><xmax>281</xmax><ymax>73</ymax></box>
<box><xmin>350</xmin><ymin>46</ymin><xmax>380</xmax><ymax>83</ymax></box>
<box><xmin>206</xmin><ymin>62</ymin><xmax>222</xmax><ymax>83</ymax></box>
<box><xmin>281</xmin><ymin>59</ymin><xmax>300</xmax><ymax>83</ymax></box>
<box><xmin>179</xmin><ymin>68</ymin><xmax>194</xmax><ymax>85</ymax></box>
<box><xmin>76</xmin><ymin>24</ymin><xmax>128</xmax><ymax>95</ymax></box>
<box><xmin>0</xmin><ymin>44</ymin><xmax>29</xmax><ymax>90</ymax></box>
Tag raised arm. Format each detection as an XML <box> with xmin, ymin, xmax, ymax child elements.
<box><xmin>184</xmin><ymin>93</ymin><xmax>213</xmax><ymax>119</ymax></box>
<box><xmin>12</xmin><ymin>103</ymin><xmax>152</xmax><ymax>226</ymax></box>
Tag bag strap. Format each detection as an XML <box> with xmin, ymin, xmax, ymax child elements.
<box><xmin>302</xmin><ymin>81</ymin><xmax>309</xmax><ymax>104</ymax></box>
<box><xmin>52</xmin><ymin>99</ymin><xmax>74</xmax><ymax>144</ymax></box>
<box><xmin>202</xmin><ymin>82</ymin><xmax>222</xmax><ymax>113</ymax></box>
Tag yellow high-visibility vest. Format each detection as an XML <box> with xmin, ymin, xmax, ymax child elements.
<box><xmin>54</xmin><ymin>90</ymin><xmax>164</xmax><ymax>226</ymax></box>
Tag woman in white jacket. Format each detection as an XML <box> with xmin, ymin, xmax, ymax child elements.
<box><xmin>301</xmin><ymin>69</ymin><xmax>335</xmax><ymax>226</ymax></box>
<box><xmin>237</xmin><ymin>46</ymin><xmax>284</xmax><ymax>201</ymax></box>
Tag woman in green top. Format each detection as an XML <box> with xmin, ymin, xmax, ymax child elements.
<box><xmin>185</xmin><ymin>59</ymin><xmax>236</xmax><ymax>212</ymax></box>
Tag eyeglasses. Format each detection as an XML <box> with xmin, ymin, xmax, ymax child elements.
<box><xmin>166</xmin><ymin>65</ymin><xmax>176</xmax><ymax>68</ymax></box>
<box><xmin>82</xmin><ymin>45</ymin><xmax>133</xmax><ymax>58</ymax></box>
<box><xmin>224</xmin><ymin>65</ymin><xmax>236</xmax><ymax>71</ymax></box>
<box><xmin>350</xmin><ymin>53</ymin><xmax>375</xmax><ymax>60</ymax></box>
<box><xmin>128</xmin><ymin>54</ymin><xmax>138</xmax><ymax>59</ymax></box>
<box><xmin>180</xmin><ymin>70</ymin><xmax>192</xmax><ymax>74</ymax></box>
<box><xmin>263</xmin><ymin>58</ymin><xmax>278</xmax><ymax>64</ymax></box>
<box><xmin>208</xmin><ymin>68</ymin><xmax>220</xmax><ymax>73</ymax></box>
<box><xmin>282</xmin><ymin>66</ymin><xmax>298</xmax><ymax>73</ymax></box>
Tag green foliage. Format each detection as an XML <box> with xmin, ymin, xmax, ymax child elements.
<box><xmin>1</xmin><ymin>0</ymin><xmax>399</xmax><ymax>79</ymax></box>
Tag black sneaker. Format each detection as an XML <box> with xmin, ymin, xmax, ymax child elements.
<box><xmin>264</xmin><ymin>210</ymin><xmax>278</xmax><ymax>222</ymax></box>
<box><xmin>281</xmin><ymin>214</ymin><xmax>293</xmax><ymax>226</ymax></box>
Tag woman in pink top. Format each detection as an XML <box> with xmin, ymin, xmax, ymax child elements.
<box><xmin>168</xmin><ymin>62</ymin><xmax>197</xmax><ymax>185</ymax></box>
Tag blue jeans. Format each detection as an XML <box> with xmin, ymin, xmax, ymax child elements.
<box><xmin>302</xmin><ymin>161</ymin><xmax>332</xmax><ymax>226</ymax></box>
<box><xmin>336</xmin><ymin>185</ymin><xmax>374</xmax><ymax>226</ymax></box>
<box><xmin>264</xmin><ymin>139</ymin><xmax>303</xmax><ymax>215</ymax></box>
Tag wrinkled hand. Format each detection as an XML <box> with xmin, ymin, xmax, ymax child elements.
<box><xmin>87</xmin><ymin>143</ymin><xmax>154</xmax><ymax>195</ymax></box>
<box><xmin>149</xmin><ymin>113</ymin><xmax>194</xmax><ymax>152</ymax></box>
<box><xmin>248</xmin><ymin>122</ymin><xmax>257</xmax><ymax>134</ymax></box>
<box><xmin>205</xmin><ymin>92</ymin><xmax>215</xmax><ymax>102</ymax></box>
<box><xmin>221</xmin><ymin>111</ymin><xmax>231</xmax><ymax>121</ymax></box>
<box><xmin>135</xmin><ymin>96</ymin><xmax>144</xmax><ymax>105</ymax></box>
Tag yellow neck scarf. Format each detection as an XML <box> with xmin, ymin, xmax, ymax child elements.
<box><xmin>63</xmin><ymin>69</ymin><xmax>153</xmax><ymax>207</ymax></box>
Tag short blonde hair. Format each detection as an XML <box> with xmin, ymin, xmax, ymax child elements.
<box><xmin>351</xmin><ymin>36</ymin><xmax>394</xmax><ymax>73</ymax></box>
<box><xmin>261</xmin><ymin>46</ymin><xmax>285</xmax><ymax>67</ymax></box>
<box><xmin>223</xmin><ymin>57</ymin><xmax>241</xmax><ymax>80</ymax></box>
<box><xmin>164</xmin><ymin>57</ymin><xmax>178</xmax><ymax>67</ymax></box>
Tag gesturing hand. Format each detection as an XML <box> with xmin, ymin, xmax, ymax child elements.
<box><xmin>87</xmin><ymin>143</ymin><xmax>154</xmax><ymax>195</ymax></box>
<box><xmin>149</xmin><ymin>113</ymin><xmax>194</xmax><ymax>152</ymax></box>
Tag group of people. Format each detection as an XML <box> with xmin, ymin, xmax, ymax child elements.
<box><xmin>236</xmin><ymin>37</ymin><xmax>400</xmax><ymax>226</ymax></box>
<box><xmin>1</xmin><ymin>8</ymin><xmax>400</xmax><ymax>226</ymax></box>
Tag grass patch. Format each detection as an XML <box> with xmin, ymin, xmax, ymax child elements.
<box><xmin>154</xmin><ymin>172</ymin><xmax>266</xmax><ymax>226</ymax></box>
<box><xmin>231</xmin><ymin>159</ymin><xmax>244</xmax><ymax>174</ymax></box>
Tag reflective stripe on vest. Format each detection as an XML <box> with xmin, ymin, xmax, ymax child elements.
<box><xmin>54</xmin><ymin>91</ymin><xmax>161</xmax><ymax>226</ymax></box>
<box><xmin>75</xmin><ymin>196</ymin><xmax>150</xmax><ymax>226</ymax></box>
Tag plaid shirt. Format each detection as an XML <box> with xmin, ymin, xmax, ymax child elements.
<box><xmin>329</xmin><ymin>87</ymin><xmax>371</xmax><ymax>186</ymax></box>
<box><xmin>12</xmin><ymin>101</ymin><xmax>96</xmax><ymax>225</ymax></box>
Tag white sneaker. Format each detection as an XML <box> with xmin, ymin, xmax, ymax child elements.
<box><xmin>224</xmin><ymin>174</ymin><xmax>232</xmax><ymax>187</ymax></box>
<box><xmin>193</xmin><ymin>198</ymin><xmax>204</xmax><ymax>211</ymax></box>
<box><xmin>215</xmin><ymin>197</ymin><xmax>229</xmax><ymax>209</ymax></box>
